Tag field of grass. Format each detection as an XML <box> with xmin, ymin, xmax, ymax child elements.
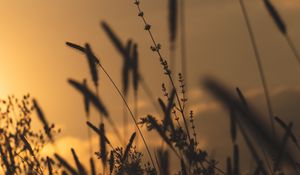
<box><xmin>0</xmin><ymin>0</ymin><xmax>300</xmax><ymax>174</ymax></box>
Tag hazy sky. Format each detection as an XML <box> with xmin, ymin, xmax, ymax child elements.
<box><xmin>0</xmin><ymin>0</ymin><xmax>300</xmax><ymax>171</ymax></box>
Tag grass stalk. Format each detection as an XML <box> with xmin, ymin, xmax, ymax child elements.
<box><xmin>180</xmin><ymin>0</ymin><xmax>187</xmax><ymax>93</ymax></box>
<box><xmin>238</xmin><ymin>0</ymin><xmax>275</xmax><ymax>135</ymax></box>
<box><xmin>134</xmin><ymin>90</ymin><xmax>139</xmax><ymax>147</ymax></box>
<box><xmin>95</xmin><ymin>62</ymin><xmax>156</xmax><ymax>170</ymax></box>
<box><xmin>123</xmin><ymin>102</ymin><xmax>128</xmax><ymax>145</ymax></box>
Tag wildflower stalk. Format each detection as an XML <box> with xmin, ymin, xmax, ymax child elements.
<box><xmin>133</xmin><ymin>0</ymin><xmax>191</xmax><ymax>142</ymax></box>
<box><xmin>180</xmin><ymin>0</ymin><xmax>188</xmax><ymax>95</ymax></box>
<box><xmin>133</xmin><ymin>2</ymin><xmax>227</xmax><ymax>174</ymax></box>
<box><xmin>83</xmin><ymin>79</ymin><xmax>94</xmax><ymax>158</ymax></box>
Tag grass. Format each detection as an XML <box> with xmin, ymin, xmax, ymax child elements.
<box><xmin>1</xmin><ymin>0</ymin><xmax>300</xmax><ymax>174</ymax></box>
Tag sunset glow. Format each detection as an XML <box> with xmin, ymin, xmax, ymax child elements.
<box><xmin>0</xmin><ymin>0</ymin><xmax>300</xmax><ymax>174</ymax></box>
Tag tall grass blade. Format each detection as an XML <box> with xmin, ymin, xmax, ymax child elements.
<box><xmin>66</xmin><ymin>42</ymin><xmax>85</xmax><ymax>53</ymax></box>
<box><xmin>180</xmin><ymin>158</ymin><xmax>187</xmax><ymax>175</ymax></box>
<box><xmin>85</xmin><ymin>44</ymin><xmax>99</xmax><ymax>88</ymax></box>
<box><xmin>122</xmin><ymin>132</ymin><xmax>136</xmax><ymax>163</ymax></box>
<box><xmin>275</xmin><ymin>116</ymin><xmax>300</xmax><ymax>150</ymax></box>
<box><xmin>132</xmin><ymin>43</ymin><xmax>139</xmax><ymax>93</ymax></box>
<box><xmin>32</xmin><ymin>99</ymin><xmax>53</xmax><ymax>142</ymax></box>
<box><xmin>71</xmin><ymin>148</ymin><xmax>87</xmax><ymax>175</ymax></box>
<box><xmin>54</xmin><ymin>153</ymin><xmax>78</xmax><ymax>175</ymax></box>
<box><xmin>83</xmin><ymin>79</ymin><xmax>90</xmax><ymax>118</ymax></box>
<box><xmin>68</xmin><ymin>79</ymin><xmax>109</xmax><ymax>117</ymax></box>
<box><xmin>86</xmin><ymin>121</ymin><xmax>111</xmax><ymax>145</ymax></box>
<box><xmin>95</xmin><ymin>61</ymin><xmax>156</xmax><ymax>169</ymax></box>
<box><xmin>230</xmin><ymin>107</ymin><xmax>237</xmax><ymax>143</ymax></box>
<box><xmin>109</xmin><ymin>151</ymin><xmax>114</xmax><ymax>175</ymax></box>
<box><xmin>146</xmin><ymin>115</ymin><xmax>173</xmax><ymax>149</ymax></box>
<box><xmin>101</xmin><ymin>22</ymin><xmax>125</xmax><ymax>55</ymax></box>
<box><xmin>238</xmin><ymin>0</ymin><xmax>275</xmax><ymax>135</ymax></box>
<box><xmin>47</xmin><ymin>157</ymin><xmax>53</xmax><ymax>175</ymax></box>
<box><xmin>90</xmin><ymin>158</ymin><xmax>96</xmax><ymax>175</ymax></box>
<box><xmin>263</xmin><ymin>0</ymin><xmax>286</xmax><ymax>34</ymax></box>
<box><xmin>236</xmin><ymin>87</ymin><xmax>248</xmax><ymax>109</ymax></box>
<box><xmin>203</xmin><ymin>78</ymin><xmax>296</xmax><ymax>168</ymax></box>
<box><xmin>20</xmin><ymin>135</ymin><xmax>35</xmax><ymax>158</ymax></box>
<box><xmin>227</xmin><ymin>157</ymin><xmax>232</xmax><ymax>175</ymax></box>
<box><xmin>158</xmin><ymin>149</ymin><xmax>170</xmax><ymax>175</ymax></box>
<box><xmin>99</xmin><ymin>123</ymin><xmax>107</xmax><ymax>169</ymax></box>
<box><xmin>273</xmin><ymin>122</ymin><xmax>293</xmax><ymax>171</ymax></box>
<box><xmin>233</xmin><ymin>144</ymin><xmax>240</xmax><ymax>175</ymax></box>
<box><xmin>122</xmin><ymin>40</ymin><xmax>132</xmax><ymax>96</ymax></box>
<box><xmin>168</xmin><ymin>0</ymin><xmax>178</xmax><ymax>43</ymax></box>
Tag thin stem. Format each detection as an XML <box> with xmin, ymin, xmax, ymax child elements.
<box><xmin>96</xmin><ymin>85</ymin><xmax>124</xmax><ymax>144</ymax></box>
<box><xmin>285</xmin><ymin>35</ymin><xmax>300</xmax><ymax>65</ymax></box>
<box><xmin>180</xmin><ymin>0</ymin><xmax>187</xmax><ymax>93</ymax></box>
<box><xmin>96</xmin><ymin>63</ymin><xmax>156</xmax><ymax>170</ymax></box>
<box><xmin>123</xmin><ymin>99</ymin><xmax>128</xmax><ymax>145</ymax></box>
<box><xmin>134</xmin><ymin>91</ymin><xmax>139</xmax><ymax>148</ymax></box>
<box><xmin>238</xmin><ymin>0</ymin><xmax>275</xmax><ymax>135</ymax></box>
<box><xmin>135</xmin><ymin>1</ymin><xmax>192</xmax><ymax>142</ymax></box>
<box><xmin>95</xmin><ymin>87</ymin><xmax>103</xmax><ymax>124</ymax></box>
<box><xmin>169</xmin><ymin>42</ymin><xmax>176</xmax><ymax>89</ymax></box>
<box><xmin>87</xmin><ymin>118</ymin><xmax>94</xmax><ymax>157</ymax></box>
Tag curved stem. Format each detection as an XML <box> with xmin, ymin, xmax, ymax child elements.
<box><xmin>285</xmin><ymin>35</ymin><xmax>300</xmax><ymax>65</ymax></box>
<box><xmin>238</xmin><ymin>0</ymin><xmax>275</xmax><ymax>135</ymax></box>
<box><xmin>97</xmin><ymin>63</ymin><xmax>156</xmax><ymax>170</ymax></box>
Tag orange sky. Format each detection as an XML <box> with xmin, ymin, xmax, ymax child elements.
<box><xmin>1</xmin><ymin>0</ymin><xmax>300</xmax><ymax>171</ymax></box>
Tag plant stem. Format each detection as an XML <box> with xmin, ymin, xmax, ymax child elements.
<box><xmin>285</xmin><ymin>35</ymin><xmax>300</xmax><ymax>65</ymax></box>
<box><xmin>87</xmin><ymin>118</ymin><xmax>94</xmax><ymax>157</ymax></box>
<box><xmin>95</xmin><ymin>87</ymin><xmax>103</xmax><ymax>124</ymax></box>
<box><xmin>238</xmin><ymin>0</ymin><xmax>275</xmax><ymax>135</ymax></box>
<box><xmin>135</xmin><ymin>1</ymin><xmax>192</xmax><ymax>142</ymax></box>
<box><xmin>123</xmin><ymin>102</ymin><xmax>128</xmax><ymax>145</ymax></box>
<box><xmin>134</xmin><ymin>90</ymin><xmax>139</xmax><ymax>148</ymax></box>
<box><xmin>96</xmin><ymin>62</ymin><xmax>156</xmax><ymax>170</ymax></box>
<box><xmin>180</xmin><ymin>0</ymin><xmax>187</xmax><ymax>93</ymax></box>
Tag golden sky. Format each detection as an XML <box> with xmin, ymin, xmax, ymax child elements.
<box><xmin>1</xmin><ymin>0</ymin><xmax>300</xmax><ymax>171</ymax></box>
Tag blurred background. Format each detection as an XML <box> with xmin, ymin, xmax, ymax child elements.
<box><xmin>0</xmin><ymin>0</ymin><xmax>300</xmax><ymax>172</ymax></box>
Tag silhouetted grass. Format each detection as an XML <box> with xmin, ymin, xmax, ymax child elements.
<box><xmin>1</xmin><ymin>0</ymin><xmax>300</xmax><ymax>175</ymax></box>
